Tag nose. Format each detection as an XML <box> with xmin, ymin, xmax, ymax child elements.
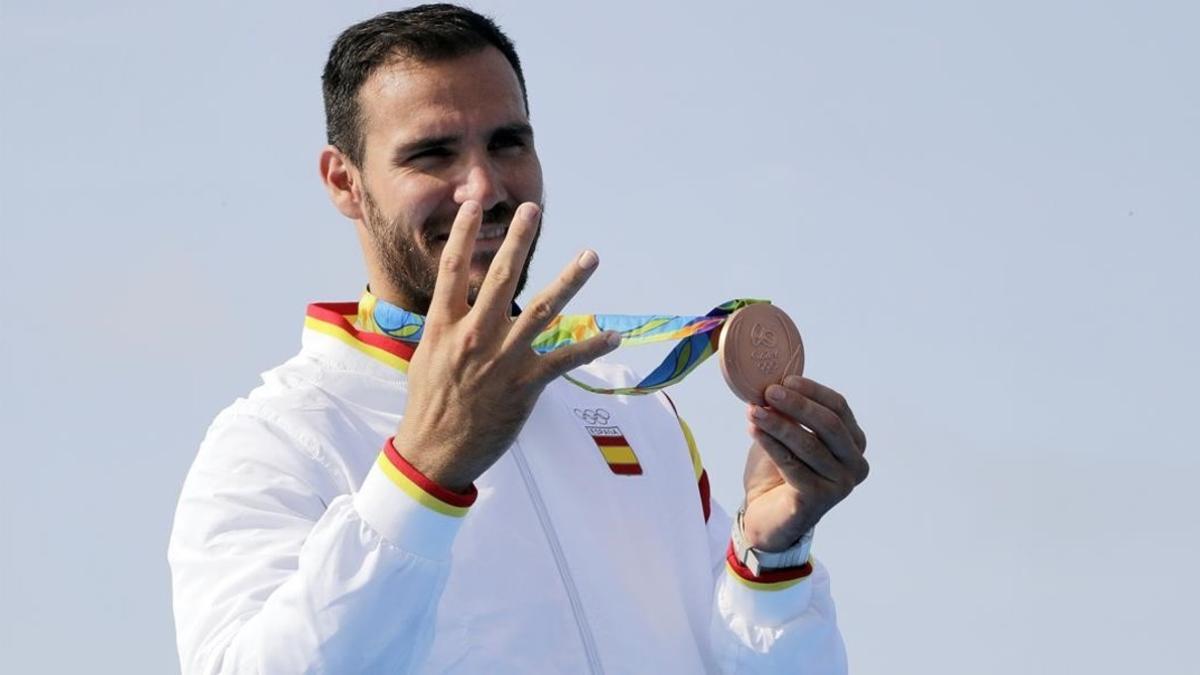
<box><xmin>453</xmin><ymin>154</ymin><xmax>507</xmax><ymax>213</ymax></box>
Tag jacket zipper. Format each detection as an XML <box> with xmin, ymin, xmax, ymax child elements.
<box><xmin>510</xmin><ymin>441</ymin><xmax>605</xmax><ymax>675</ymax></box>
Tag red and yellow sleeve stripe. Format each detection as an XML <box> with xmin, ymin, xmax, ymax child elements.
<box><xmin>378</xmin><ymin>437</ymin><xmax>477</xmax><ymax>517</ymax></box>
<box><xmin>724</xmin><ymin>541</ymin><xmax>813</xmax><ymax>591</ymax></box>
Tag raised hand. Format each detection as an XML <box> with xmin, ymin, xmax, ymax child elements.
<box><xmin>741</xmin><ymin>376</ymin><xmax>869</xmax><ymax>551</ymax></box>
<box><xmin>392</xmin><ymin>200</ymin><xmax>620</xmax><ymax>491</ymax></box>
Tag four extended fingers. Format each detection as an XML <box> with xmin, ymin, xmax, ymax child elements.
<box><xmin>425</xmin><ymin>199</ymin><xmax>613</xmax><ymax>384</ymax></box>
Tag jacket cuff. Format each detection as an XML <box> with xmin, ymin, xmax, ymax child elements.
<box><xmin>354</xmin><ymin>437</ymin><xmax>478</xmax><ymax>561</ymax></box>
<box><xmin>719</xmin><ymin>540</ymin><xmax>815</xmax><ymax>626</ymax></box>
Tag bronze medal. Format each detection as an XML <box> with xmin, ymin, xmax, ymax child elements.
<box><xmin>717</xmin><ymin>303</ymin><xmax>805</xmax><ymax>405</ymax></box>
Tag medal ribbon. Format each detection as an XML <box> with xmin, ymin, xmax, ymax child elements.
<box><xmin>357</xmin><ymin>291</ymin><xmax>769</xmax><ymax>396</ymax></box>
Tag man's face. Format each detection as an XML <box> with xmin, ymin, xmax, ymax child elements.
<box><xmin>353</xmin><ymin>47</ymin><xmax>543</xmax><ymax>314</ymax></box>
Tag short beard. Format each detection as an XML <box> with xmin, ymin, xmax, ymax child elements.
<box><xmin>361</xmin><ymin>189</ymin><xmax>540</xmax><ymax>316</ymax></box>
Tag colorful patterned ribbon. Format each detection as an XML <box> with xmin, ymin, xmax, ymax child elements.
<box><xmin>356</xmin><ymin>290</ymin><xmax>768</xmax><ymax>396</ymax></box>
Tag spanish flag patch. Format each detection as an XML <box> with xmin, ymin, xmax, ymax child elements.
<box><xmin>573</xmin><ymin>408</ymin><xmax>643</xmax><ymax>475</ymax></box>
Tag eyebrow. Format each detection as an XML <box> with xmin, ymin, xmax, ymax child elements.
<box><xmin>491</xmin><ymin>122</ymin><xmax>534</xmax><ymax>141</ymax></box>
<box><xmin>393</xmin><ymin>135</ymin><xmax>457</xmax><ymax>160</ymax></box>
<box><xmin>392</xmin><ymin>123</ymin><xmax>534</xmax><ymax>161</ymax></box>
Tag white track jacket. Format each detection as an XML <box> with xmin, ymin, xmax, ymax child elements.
<box><xmin>168</xmin><ymin>301</ymin><xmax>847</xmax><ymax>674</ymax></box>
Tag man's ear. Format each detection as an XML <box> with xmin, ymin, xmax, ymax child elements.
<box><xmin>319</xmin><ymin>145</ymin><xmax>365</xmax><ymax>221</ymax></box>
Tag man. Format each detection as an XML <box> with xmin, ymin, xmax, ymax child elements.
<box><xmin>169</xmin><ymin>5</ymin><xmax>868</xmax><ymax>673</ymax></box>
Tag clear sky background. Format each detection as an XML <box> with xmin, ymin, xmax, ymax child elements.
<box><xmin>2</xmin><ymin>1</ymin><xmax>1197</xmax><ymax>673</ymax></box>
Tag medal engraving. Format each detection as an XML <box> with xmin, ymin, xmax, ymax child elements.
<box><xmin>750</xmin><ymin>322</ymin><xmax>777</xmax><ymax>348</ymax></box>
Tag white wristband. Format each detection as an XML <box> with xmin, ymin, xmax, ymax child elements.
<box><xmin>731</xmin><ymin>506</ymin><xmax>814</xmax><ymax>577</ymax></box>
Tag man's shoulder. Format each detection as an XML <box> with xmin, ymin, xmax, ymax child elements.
<box><xmin>241</xmin><ymin>333</ymin><xmax>405</xmax><ymax>418</ymax></box>
<box><xmin>221</xmin><ymin>352</ymin><xmax>332</xmax><ymax>430</ymax></box>
<box><xmin>197</xmin><ymin>349</ymin><xmax>390</xmax><ymax>482</ymax></box>
<box><xmin>201</xmin><ymin>355</ymin><xmax>334</xmax><ymax>454</ymax></box>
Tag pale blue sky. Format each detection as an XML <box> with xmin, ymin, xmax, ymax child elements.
<box><xmin>2</xmin><ymin>1</ymin><xmax>1197</xmax><ymax>673</ymax></box>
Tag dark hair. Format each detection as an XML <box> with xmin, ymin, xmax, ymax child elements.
<box><xmin>322</xmin><ymin>3</ymin><xmax>528</xmax><ymax>167</ymax></box>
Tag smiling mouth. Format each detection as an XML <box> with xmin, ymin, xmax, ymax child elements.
<box><xmin>476</xmin><ymin>224</ymin><xmax>507</xmax><ymax>241</ymax></box>
<box><xmin>433</xmin><ymin>224</ymin><xmax>507</xmax><ymax>244</ymax></box>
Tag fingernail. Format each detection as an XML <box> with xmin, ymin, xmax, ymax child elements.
<box><xmin>605</xmin><ymin>331</ymin><xmax>621</xmax><ymax>347</ymax></box>
<box><xmin>767</xmin><ymin>385</ymin><xmax>786</xmax><ymax>402</ymax></box>
<box><xmin>462</xmin><ymin>200</ymin><xmax>481</xmax><ymax>215</ymax></box>
<box><xmin>751</xmin><ymin>406</ymin><xmax>768</xmax><ymax>419</ymax></box>
<box><xmin>578</xmin><ymin>250</ymin><xmax>598</xmax><ymax>269</ymax></box>
<box><xmin>520</xmin><ymin>202</ymin><xmax>541</xmax><ymax>219</ymax></box>
<box><xmin>784</xmin><ymin>375</ymin><xmax>803</xmax><ymax>389</ymax></box>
